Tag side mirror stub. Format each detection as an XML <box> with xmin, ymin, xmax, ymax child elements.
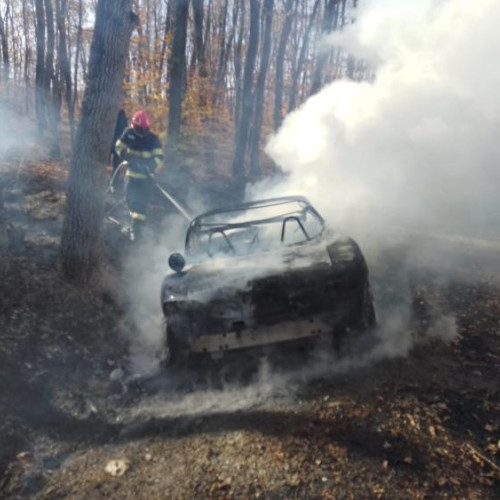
<box><xmin>169</xmin><ymin>252</ymin><xmax>186</xmax><ymax>273</ymax></box>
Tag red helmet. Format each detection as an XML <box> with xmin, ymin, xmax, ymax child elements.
<box><xmin>131</xmin><ymin>110</ymin><xmax>151</xmax><ymax>134</ymax></box>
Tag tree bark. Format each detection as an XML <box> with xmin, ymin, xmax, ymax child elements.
<box><xmin>56</xmin><ymin>0</ymin><xmax>73</xmax><ymax>148</ymax></box>
<box><xmin>233</xmin><ymin>0</ymin><xmax>246</xmax><ymax>124</ymax></box>
<box><xmin>310</xmin><ymin>0</ymin><xmax>338</xmax><ymax>95</ymax></box>
<box><xmin>289</xmin><ymin>0</ymin><xmax>320</xmax><ymax>111</ymax></box>
<box><xmin>273</xmin><ymin>0</ymin><xmax>294</xmax><ymax>130</ymax></box>
<box><xmin>191</xmin><ymin>0</ymin><xmax>206</xmax><ymax>77</ymax></box>
<box><xmin>60</xmin><ymin>0</ymin><xmax>137</xmax><ymax>285</ymax></box>
<box><xmin>44</xmin><ymin>0</ymin><xmax>60</xmax><ymax>156</ymax></box>
<box><xmin>0</xmin><ymin>11</ymin><xmax>9</xmax><ymax>83</ymax></box>
<box><xmin>231</xmin><ymin>0</ymin><xmax>260</xmax><ymax>185</ymax></box>
<box><xmin>212</xmin><ymin>0</ymin><xmax>229</xmax><ymax>105</ymax></box>
<box><xmin>70</xmin><ymin>0</ymin><xmax>83</xmax><ymax>139</ymax></box>
<box><xmin>249</xmin><ymin>0</ymin><xmax>274</xmax><ymax>177</ymax></box>
<box><xmin>167</xmin><ymin>0</ymin><xmax>189</xmax><ymax>149</ymax></box>
<box><xmin>22</xmin><ymin>0</ymin><xmax>31</xmax><ymax>113</ymax></box>
<box><xmin>34</xmin><ymin>0</ymin><xmax>47</xmax><ymax>136</ymax></box>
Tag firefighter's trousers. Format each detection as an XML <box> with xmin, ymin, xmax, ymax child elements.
<box><xmin>125</xmin><ymin>177</ymin><xmax>152</xmax><ymax>239</ymax></box>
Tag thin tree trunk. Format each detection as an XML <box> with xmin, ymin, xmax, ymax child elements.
<box><xmin>249</xmin><ymin>0</ymin><xmax>274</xmax><ymax>177</ymax></box>
<box><xmin>22</xmin><ymin>0</ymin><xmax>31</xmax><ymax>113</ymax></box>
<box><xmin>34</xmin><ymin>0</ymin><xmax>46</xmax><ymax>137</ymax></box>
<box><xmin>159</xmin><ymin>0</ymin><xmax>173</xmax><ymax>78</ymax></box>
<box><xmin>167</xmin><ymin>0</ymin><xmax>189</xmax><ymax>149</ymax></box>
<box><xmin>231</xmin><ymin>0</ymin><xmax>259</xmax><ymax>184</ymax></box>
<box><xmin>273</xmin><ymin>0</ymin><xmax>294</xmax><ymax>130</ymax></box>
<box><xmin>310</xmin><ymin>0</ymin><xmax>338</xmax><ymax>95</ymax></box>
<box><xmin>191</xmin><ymin>0</ymin><xmax>206</xmax><ymax>77</ymax></box>
<box><xmin>289</xmin><ymin>0</ymin><xmax>320</xmax><ymax>111</ymax></box>
<box><xmin>0</xmin><ymin>12</ymin><xmax>9</xmax><ymax>82</ymax></box>
<box><xmin>233</xmin><ymin>0</ymin><xmax>246</xmax><ymax>124</ymax></box>
<box><xmin>56</xmin><ymin>0</ymin><xmax>72</xmax><ymax>148</ymax></box>
<box><xmin>44</xmin><ymin>0</ymin><xmax>60</xmax><ymax>156</ymax></box>
<box><xmin>70</xmin><ymin>0</ymin><xmax>83</xmax><ymax>140</ymax></box>
<box><xmin>212</xmin><ymin>0</ymin><xmax>229</xmax><ymax>105</ymax></box>
<box><xmin>60</xmin><ymin>0</ymin><xmax>138</xmax><ymax>285</ymax></box>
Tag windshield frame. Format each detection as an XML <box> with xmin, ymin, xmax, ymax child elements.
<box><xmin>184</xmin><ymin>196</ymin><xmax>325</xmax><ymax>259</ymax></box>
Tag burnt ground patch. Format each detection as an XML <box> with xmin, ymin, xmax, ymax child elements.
<box><xmin>1</xmin><ymin>261</ymin><xmax>498</xmax><ymax>499</ymax></box>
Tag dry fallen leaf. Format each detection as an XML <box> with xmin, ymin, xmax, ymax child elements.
<box><xmin>105</xmin><ymin>459</ymin><xmax>130</xmax><ymax>477</ymax></box>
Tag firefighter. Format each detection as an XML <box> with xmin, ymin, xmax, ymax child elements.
<box><xmin>114</xmin><ymin>110</ymin><xmax>164</xmax><ymax>241</ymax></box>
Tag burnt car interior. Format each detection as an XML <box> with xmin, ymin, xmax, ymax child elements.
<box><xmin>186</xmin><ymin>197</ymin><xmax>325</xmax><ymax>259</ymax></box>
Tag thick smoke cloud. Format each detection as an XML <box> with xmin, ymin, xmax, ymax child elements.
<box><xmin>265</xmin><ymin>0</ymin><xmax>500</xmax><ymax>244</ymax></box>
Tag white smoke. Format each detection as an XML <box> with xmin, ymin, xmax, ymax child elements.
<box><xmin>261</xmin><ymin>0</ymin><xmax>500</xmax><ymax>356</ymax></box>
<box><xmin>120</xmin><ymin>214</ymin><xmax>188</xmax><ymax>377</ymax></box>
<box><xmin>265</xmin><ymin>0</ymin><xmax>500</xmax><ymax>243</ymax></box>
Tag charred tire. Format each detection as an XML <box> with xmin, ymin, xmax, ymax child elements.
<box><xmin>165</xmin><ymin>325</ymin><xmax>191</xmax><ymax>369</ymax></box>
<box><xmin>333</xmin><ymin>280</ymin><xmax>376</xmax><ymax>356</ymax></box>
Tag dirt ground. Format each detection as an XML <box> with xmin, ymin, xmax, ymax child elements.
<box><xmin>0</xmin><ymin>157</ymin><xmax>499</xmax><ymax>500</ymax></box>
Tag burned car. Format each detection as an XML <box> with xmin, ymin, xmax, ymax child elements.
<box><xmin>161</xmin><ymin>196</ymin><xmax>375</xmax><ymax>365</ymax></box>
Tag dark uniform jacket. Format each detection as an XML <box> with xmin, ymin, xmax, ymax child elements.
<box><xmin>115</xmin><ymin>127</ymin><xmax>164</xmax><ymax>179</ymax></box>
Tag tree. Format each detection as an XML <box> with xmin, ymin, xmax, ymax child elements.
<box><xmin>191</xmin><ymin>0</ymin><xmax>206</xmax><ymax>78</ymax></box>
<box><xmin>0</xmin><ymin>9</ymin><xmax>9</xmax><ymax>83</ymax></box>
<box><xmin>70</xmin><ymin>0</ymin><xmax>83</xmax><ymax>141</ymax></box>
<box><xmin>310</xmin><ymin>0</ymin><xmax>339</xmax><ymax>95</ymax></box>
<box><xmin>34</xmin><ymin>0</ymin><xmax>47</xmax><ymax>136</ymax></box>
<box><xmin>60</xmin><ymin>0</ymin><xmax>138</xmax><ymax>285</ymax></box>
<box><xmin>288</xmin><ymin>0</ymin><xmax>320</xmax><ymax>112</ymax></box>
<box><xmin>55</xmin><ymin>0</ymin><xmax>73</xmax><ymax>147</ymax></box>
<box><xmin>232</xmin><ymin>0</ymin><xmax>260</xmax><ymax>184</ymax></box>
<box><xmin>249</xmin><ymin>0</ymin><xmax>274</xmax><ymax>177</ymax></box>
<box><xmin>43</xmin><ymin>0</ymin><xmax>59</xmax><ymax>155</ymax></box>
<box><xmin>167</xmin><ymin>0</ymin><xmax>189</xmax><ymax>149</ymax></box>
<box><xmin>273</xmin><ymin>0</ymin><xmax>294</xmax><ymax>130</ymax></box>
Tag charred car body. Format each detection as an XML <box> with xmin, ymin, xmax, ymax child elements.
<box><xmin>161</xmin><ymin>196</ymin><xmax>375</xmax><ymax>365</ymax></box>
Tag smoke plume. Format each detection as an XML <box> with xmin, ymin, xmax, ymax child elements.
<box><xmin>265</xmin><ymin>0</ymin><xmax>500</xmax><ymax>244</ymax></box>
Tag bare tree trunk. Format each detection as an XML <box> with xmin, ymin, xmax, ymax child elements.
<box><xmin>310</xmin><ymin>0</ymin><xmax>338</xmax><ymax>95</ymax></box>
<box><xmin>212</xmin><ymin>0</ymin><xmax>229</xmax><ymax>105</ymax></box>
<box><xmin>0</xmin><ymin>11</ymin><xmax>9</xmax><ymax>83</ymax></box>
<box><xmin>167</xmin><ymin>0</ymin><xmax>189</xmax><ymax>149</ymax></box>
<box><xmin>273</xmin><ymin>0</ymin><xmax>294</xmax><ymax>130</ymax></box>
<box><xmin>22</xmin><ymin>0</ymin><xmax>31</xmax><ymax>113</ymax></box>
<box><xmin>231</xmin><ymin>0</ymin><xmax>259</xmax><ymax>185</ymax></box>
<box><xmin>233</xmin><ymin>0</ymin><xmax>246</xmax><ymax>124</ymax></box>
<box><xmin>35</xmin><ymin>0</ymin><xmax>47</xmax><ymax>136</ymax></box>
<box><xmin>44</xmin><ymin>0</ymin><xmax>60</xmax><ymax>156</ymax></box>
<box><xmin>191</xmin><ymin>0</ymin><xmax>206</xmax><ymax>77</ymax></box>
<box><xmin>56</xmin><ymin>0</ymin><xmax>72</xmax><ymax>148</ymax></box>
<box><xmin>60</xmin><ymin>0</ymin><xmax>137</xmax><ymax>285</ymax></box>
<box><xmin>289</xmin><ymin>0</ymin><xmax>320</xmax><ymax>111</ymax></box>
<box><xmin>70</xmin><ymin>0</ymin><xmax>83</xmax><ymax>141</ymax></box>
<box><xmin>159</xmin><ymin>0</ymin><xmax>173</xmax><ymax>78</ymax></box>
<box><xmin>249</xmin><ymin>0</ymin><xmax>274</xmax><ymax>177</ymax></box>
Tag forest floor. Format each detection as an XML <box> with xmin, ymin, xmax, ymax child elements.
<box><xmin>0</xmin><ymin>155</ymin><xmax>499</xmax><ymax>500</ymax></box>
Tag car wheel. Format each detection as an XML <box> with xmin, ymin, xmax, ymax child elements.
<box><xmin>357</xmin><ymin>281</ymin><xmax>376</xmax><ymax>330</ymax></box>
<box><xmin>165</xmin><ymin>325</ymin><xmax>191</xmax><ymax>369</ymax></box>
<box><xmin>333</xmin><ymin>280</ymin><xmax>376</xmax><ymax>356</ymax></box>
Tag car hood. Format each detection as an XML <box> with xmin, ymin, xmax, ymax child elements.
<box><xmin>163</xmin><ymin>238</ymin><xmax>335</xmax><ymax>303</ymax></box>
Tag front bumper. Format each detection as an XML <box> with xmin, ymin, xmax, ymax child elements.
<box><xmin>188</xmin><ymin>316</ymin><xmax>335</xmax><ymax>353</ymax></box>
